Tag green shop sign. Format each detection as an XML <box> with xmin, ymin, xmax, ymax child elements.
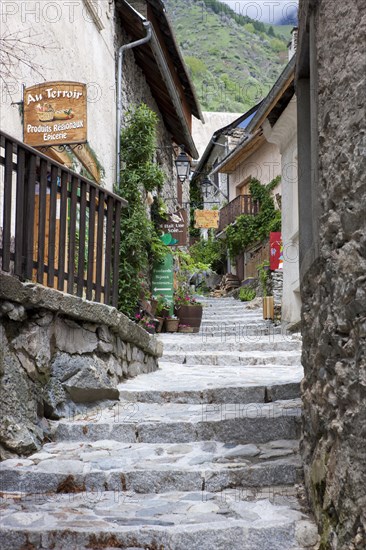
<box><xmin>152</xmin><ymin>253</ymin><xmax>174</xmax><ymax>315</ymax></box>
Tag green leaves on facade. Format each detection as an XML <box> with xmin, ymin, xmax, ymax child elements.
<box><xmin>225</xmin><ymin>176</ymin><xmax>281</xmax><ymax>259</ymax></box>
<box><xmin>115</xmin><ymin>104</ymin><xmax>169</xmax><ymax>317</ymax></box>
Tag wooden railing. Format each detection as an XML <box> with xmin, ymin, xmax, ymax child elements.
<box><xmin>219</xmin><ymin>194</ymin><xmax>259</xmax><ymax>231</ymax></box>
<box><xmin>0</xmin><ymin>131</ymin><xmax>127</xmax><ymax>307</ymax></box>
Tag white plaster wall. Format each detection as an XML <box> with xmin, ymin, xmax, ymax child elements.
<box><xmin>0</xmin><ymin>0</ymin><xmax>116</xmax><ymax>191</ymax></box>
<box><xmin>264</xmin><ymin>97</ymin><xmax>300</xmax><ymax>324</ymax></box>
<box><xmin>228</xmin><ymin>141</ymin><xmax>281</xmax><ymax>200</ymax></box>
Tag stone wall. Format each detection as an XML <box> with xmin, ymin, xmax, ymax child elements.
<box><xmin>271</xmin><ymin>270</ymin><xmax>283</xmax><ymax>307</ymax></box>
<box><xmin>0</xmin><ymin>274</ymin><xmax>162</xmax><ymax>460</ymax></box>
<box><xmin>118</xmin><ymin>25</ymin><xmax>190</xmax><ymax>212</ymax></box>
<box><xmin>297</xmin><ymin>1</ymin><xmax>366</xmax><ymax>548</ymax></box>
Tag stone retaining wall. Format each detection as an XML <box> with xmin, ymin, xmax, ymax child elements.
<box><xmin>0</xmin><ymin>274</ymin><xmax>162</xmax><ymax>459</ymax></box>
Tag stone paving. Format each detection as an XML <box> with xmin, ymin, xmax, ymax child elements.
<box><xmin>0</xmin><ymin>297</ymin><xmax>319</xmax><ymax>549</ymax></box>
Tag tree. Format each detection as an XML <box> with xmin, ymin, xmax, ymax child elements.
<box><xmin>0</xmin><ymin>27</ymin><xmax>54</xmax><ymax>100</ymax></box>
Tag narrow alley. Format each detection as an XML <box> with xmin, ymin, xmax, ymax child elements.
<box><xmin>0</xmin><ymin>298</ymin><xmax>318</xmax><ymax>549</ymax></box>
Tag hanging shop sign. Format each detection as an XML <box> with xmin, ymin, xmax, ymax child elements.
<box><xmin>23</xmin><ymin>81</ymin><xmax>87</xmax><ymax>147</ymax></box>
<box><xmin>158</xmin><ymin>209</ymin><xmax>188</xmax><ymax>247</ymax></box>
<box><xmin>194</xmin><ymin>209</ymin><xmax>219</xmax><ymax>229</ymax></box>
<box><xmin>270</xmin><ymin>232</ymin><xmax>283</xmax><ymax>270</ymax></box>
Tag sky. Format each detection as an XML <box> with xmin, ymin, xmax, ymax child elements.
<box><xmin>220</xmin><ymin>1</ymin><xmax>298</xmax><ymax>24</ymax></box>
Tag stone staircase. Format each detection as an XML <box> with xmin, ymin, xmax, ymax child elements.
<box><xmin>0</xmin><ymin>297</ymin><xmax>318</xmax><ymax>549</ymax></box>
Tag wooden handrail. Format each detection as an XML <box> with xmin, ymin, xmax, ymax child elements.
<box><xmin>0</xmin><ymin>130</ymin><xmax>126</xmax><ymax>308</ymax></box>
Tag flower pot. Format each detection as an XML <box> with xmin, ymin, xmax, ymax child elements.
<box><xmin>161</xmin><ymin>307</ymin><xmax>171</xmax><ymax>319</ymax></box>
<box><xmin>155</xmin><ymin>317</ymin><xmax>164</xmax><ymax>333</ymax></box>
<box><xmin>164</xmin><ymin>318</ymin><xmax>179</xmax><ymax>333</ymax></box>
<box><xmin>176</xmin><ymin>305</ymin><xmax>203</xmax><ymax>333</ymax></box>
<box><xmin>263</xmin><ymin>296</ymin><xmax>274</xmax><ymax>320</ymax></box>
<box><xmin>145</xmin><ymin>326</ymin><xmax>156</xmax><ymax>334</ymax></box>
<box><xmin>178</xmin><ymin>325</ymin><xmax>194</xmax><ymax>333</ymax></box>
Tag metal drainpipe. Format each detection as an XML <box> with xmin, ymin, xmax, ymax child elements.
<box><xmin>116</xmin><ymin>21</ymin><xmax>152</xmax><ymax>190</ymax></box>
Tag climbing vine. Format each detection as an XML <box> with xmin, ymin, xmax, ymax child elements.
<box><xmin>115</xmin><ymin>104</ymin><xmax>169</xmax><ymax>317</ymax></box>
<box><xmin>224</xmin><ymin>176</ymin><xmax>281</xmax><ymax>259</ymax></box>
<box><xmin>189</xmin><ymin>179</ymin><xmax>203</xmax><ymax>238</ymax></box>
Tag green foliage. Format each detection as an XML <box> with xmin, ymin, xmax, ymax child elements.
<box><xmin>239</xmin><ymin>287</ymin><xmax>256</xmax><ymax>301</ymax></box>
<box><xmin>270</xmin><ymin>38</ymin><xmax>286</xmax><ymax>52</ymax></box>
<box><xmin>153</xmin><ymin>294</ymin><xmax>170</xmax><ymax>316</ymax></box>
<box><xmin>225</xmin><ymin>176</ymin><xmax>281</xmax><ymax>259</ymax></box>
<box><xmin>257</xmin><ymin>260</ymin><xmax>270</xmax><ymax>297</ymax></box>
<box><xmin>185</xmin><ymin>56</ymin><xmax>207</xmax><ymax>76</ymax></box>
<box><xmin>175</xmin><ymin>250</ymin><xmax>210</xmax><ymax>278</ymax></box>
<box><xmin>189</xmin><ymin>179</ymin><xmax>203</xmax><ymax>238</ymax></box>
<box><xmin>190</xmin><ymin>237</ymin><xmax>226</xmax><ymax>273</ymax></box>
<box><xmin>164</xmin><ymin>0</ymin><xmax>291</xmax><ymax>112</ymax></box>
<box><xmin>115</xmin><ymin>104</ymin><xmax>169</xmax><ymax>317</ymax></box>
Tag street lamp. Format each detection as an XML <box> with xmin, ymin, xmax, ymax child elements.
<box><xmin>201</xmin><ymin>176</ymin><xmax>213</xmax><ymax>198</ymax></box>
<box><xmin>175</xmin><ymin>145</ymin><xmax>191</xmax><ymax>183</ymax></box>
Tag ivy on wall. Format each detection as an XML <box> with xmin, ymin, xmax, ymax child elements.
<box><xmin>224</xmin><ymin>176</ymin><xmax>281</xmax><ymax>259</ymax></box>
<box><xmin>115</xmin><ymin>104</ymin><xmax>169</xmax><ymax>317</ymax></box>
<box><xmin>189</xmin><ymin>179</ymin><xmax>203</xmax><ymax>238</ymax></box>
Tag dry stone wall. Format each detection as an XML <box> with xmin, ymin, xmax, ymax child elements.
<box><xmin>298</xmin><ymin>1</ymin><xmax>366</xmax><ymax>548</ymax></box>
<box><xmin>0</xmin><ymin>274</ymin><xmax>162</xmax><ymax>460</ymax></box>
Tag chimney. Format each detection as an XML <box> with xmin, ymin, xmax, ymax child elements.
<box><xmin>288</xmin><ymin>27</ymin><xmax>298</xmax><ymax>60</ymax></box>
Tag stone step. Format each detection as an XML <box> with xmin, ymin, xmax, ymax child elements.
<box><xmin>117</xmin><ymin>362</ymin><xmax>302</xmax><ymax>403</ymax></box>
<box><xmin>201</xmin><ymin>313</ymin><xmax>264</xmax><ymax>319</ymax></box>
<box><xmin>160</xmin><ymin>339</ymin><xmax>301</xmax><ymax>353</ymax></box>
<box><xmin>198</xmin><ymin>326</ymin><xmax>284</xmax><ymax>338</ymax></box>
<box><xmin>0</xmin><ymin>439</ymin><xmax>303</xmax><ymax>494</ymax></box>
<box><xmin>0</xmin><ymin>490</ymin><xmax>319</xmax><ymax>550</ymax></box>
<box><xmin>52</xmin><ymin>400</ymin><xmax>302</xmax><ymax>445</ymax></box>
<box><xmin>159</xmin><ymin>351</ymin><xmax>301</xmax><ymax>367</ymax></box>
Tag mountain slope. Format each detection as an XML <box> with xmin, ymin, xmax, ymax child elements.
<box><xmin>164</xmin><ymin>0</ymin><xmax>292</xmax><ymax>112</ymax></box>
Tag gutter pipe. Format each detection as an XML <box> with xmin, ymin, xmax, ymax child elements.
<box><xmin>116</xmin><ymin>21</ymin><xmax>152</xmax><ymax>190</ymax></box>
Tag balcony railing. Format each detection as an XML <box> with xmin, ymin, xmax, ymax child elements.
<box><xmin>219</xmin><ymin>194</ymin><xmax>259</xmax><ymax>231</ymax></box>
<box><xmin>0</xmin><ymin>131</ymin><xmax>127</xmax><ymax>308</ymax></box>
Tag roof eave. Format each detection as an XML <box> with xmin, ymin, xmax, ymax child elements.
<box><xmin>246</xmin><ymin>57</ymin><xmax>296</xmax><ymax>133</ymax></box>
<box><xmin>117</xmin><ymin>0</ymin><xmax>199</xmax><ymax>158</ymax></box>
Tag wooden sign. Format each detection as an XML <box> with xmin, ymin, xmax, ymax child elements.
<box><xmin>194</xmin><ymin>210</ymin><xmax>219</xmax><ymax>229</ymax></box>
<box><xmin>158</xmin><ymin>209</ymin><xmax>188</xmax><ymax>247</ymax></box>
<box><xmin>24</xmin><ymin>81</ymin><xmax>87</xmax><ymax>147</ymax></box>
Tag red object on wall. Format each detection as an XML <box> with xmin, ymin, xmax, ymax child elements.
<box><xmin>270</xmin><ymin>232</ymin><xmax>282</xmax><ymax>270</ymax></box>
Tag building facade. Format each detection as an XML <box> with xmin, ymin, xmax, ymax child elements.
<box><xmin>0</xmin><ymin>0</ymin><xmax>202</xmax><ymax>198</ymax></box>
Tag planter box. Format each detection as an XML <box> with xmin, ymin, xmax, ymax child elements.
<box><xmin>175</xmin><ymin>305</ymin><xmax>203</xmax><ymax>333</ymax></box>
<box><xmin>164</xmin><ymin>318</ymin><xmax>179</xmax><ymax>333</ymax></box>
<box><xmin>178</xmin><ymin>326</ymin><xmax>194</xmax><ymax>333</ymax></box>
<box><xmin>263</xmin><ymin>296</ymin><xmax>274</xmax><ymax>320</ymax></box>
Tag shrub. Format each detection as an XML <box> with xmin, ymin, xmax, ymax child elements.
<box><xmin>239</xmin><ymin>287</ymin><xmax>256</xmax><ymax>302</ymax></box>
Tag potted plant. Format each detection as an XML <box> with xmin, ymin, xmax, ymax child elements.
<box><xmin>174</xmin><ymin>286</ymin><xmax>203</xmax><ymax>333</ymax></box>
<box><xmin>164</xmin><ymin>315</ymin><xmax>179</xmax><ymax>333</ymax></box>
<box><xmin>135</xmin><ymin>313</ymin><xmax>156</xmax><ymax>334</ymax></box>
<box><xmin>153</xmin><ymin>294</ymin><xmax>171</xmax><ymax>332</ymax></box>
<box><xmin>258</xmin><ymin>261</ymin><xmax>274</xmax><ymax>320</ymax></box>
